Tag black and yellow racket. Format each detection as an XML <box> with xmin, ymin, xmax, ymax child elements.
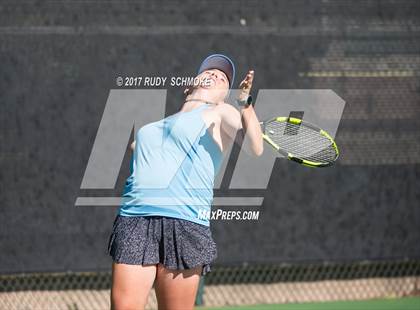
<box><xmin>260</xmin><ymin>116</ymin><xmax>339</xmax><ymax>167</ymax></box>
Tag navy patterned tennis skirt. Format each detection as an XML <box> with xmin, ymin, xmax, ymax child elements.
<box><xmin>107</xmin><ymin>215</ymin><xmax>218</xmax><ymax>276</ymax></box>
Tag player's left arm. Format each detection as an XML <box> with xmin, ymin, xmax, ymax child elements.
<box><xmin>239</xmin><ymin>102</ymin><xmax>264</xmax><ymax>157</ymax></box>
<box><xmin>217</xmin><ymin>70</ymin><xmax>264</xmax><ymax>157</ymax></box>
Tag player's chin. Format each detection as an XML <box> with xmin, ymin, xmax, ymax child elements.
<box><xmin>198</xmin><ymin>84</ymin><xmax>213</xmax><ymax>90</ymax></box>
<box><xmin>196</xmin><ymin>80</ymin><xmax>215</xmax><ymax>89</ymax></box>
<box><xmin>199</xmin><ymin>85</ymin><xmax>224</xmax><ymax>94</ymax></box>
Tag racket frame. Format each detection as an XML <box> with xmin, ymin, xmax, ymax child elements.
<box><xmin>260</xmin><ymin>116</ymin><xmax>339</xmax><ymax>168</ymax></box>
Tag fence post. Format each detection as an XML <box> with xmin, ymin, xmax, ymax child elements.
<box><xmin>195</xmin><ymin>276</ymin><xmax>205</xmax><ymax>306</ymax></box>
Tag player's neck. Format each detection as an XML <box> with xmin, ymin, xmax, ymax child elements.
<box><xmin>186</xmin><ymin>89</ymin><xmax>217</xmax><ymax>104</ymax></box>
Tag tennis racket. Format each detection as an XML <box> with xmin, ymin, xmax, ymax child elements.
<box><xmin>260</xmin><ymin>116</ymin><xmax>339</xmax><ymax>167</ymax></box>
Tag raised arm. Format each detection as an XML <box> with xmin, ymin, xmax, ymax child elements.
<box><xmin>217</xmin><ymin>70</ymin><xmax>264</xmax><ymax>157</ymax></box>
<box><xmin>239</xmin><ymin>101</ymin><xmax>264</xmax><ymax>156</ymax></box>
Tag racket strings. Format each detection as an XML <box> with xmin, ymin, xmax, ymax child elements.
<box><xmin>265</xmin><ymin>121</ymin><xmax>337</xmax><ymax>164</ymax></box>
<box><xmin>280</xmin><ymin>133</ymin><xmax>332</xmax><ymax>160</ymax></box>
<box><xmin>271</xmin><ymin>125</ymin><xmax>335</xmax><ymax>163</ymax></box>
<box><xmin>271</xmin><ymin>130</ymin><xmax>334</xmax><ymax>163</ymax></box>
<box><xmin>277</xmin><ymin>130</ymin><xmax>334</xmax><ymax>162</ymax></box>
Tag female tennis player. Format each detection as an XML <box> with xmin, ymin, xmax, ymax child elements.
<box><xmin>107</xmin><ymin>54</ymin><xmax>263</xmax><ymax>310</ymax></box>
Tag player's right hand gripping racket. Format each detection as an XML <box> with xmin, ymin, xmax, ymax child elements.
<box><xmin>260</xmin><ymin>116</ymin><xmax>339</xmax><ymax>167</ymax></box>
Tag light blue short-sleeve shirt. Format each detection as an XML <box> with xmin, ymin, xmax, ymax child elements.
<box><xmin>119</xmin><ymin>104</ymin><xmax>224</xmax><ymax>226</ymax></box>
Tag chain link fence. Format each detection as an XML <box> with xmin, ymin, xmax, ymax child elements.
<box><xmin>1</xmin><ymin>259</ymin><xmax>419</xmax><ymax>309</ymax></box>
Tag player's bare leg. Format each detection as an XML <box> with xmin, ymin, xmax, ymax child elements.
<box><xmin>154</xmin><ymin>263</ymin><xmax>202</xmax><ymax>310</ymax></box>
<box><xmin>111</xmin><ymin>263</ymin><xmax>157</xmax><ymax>310</ymax></box>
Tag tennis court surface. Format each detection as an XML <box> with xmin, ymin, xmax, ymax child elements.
<box><xmin>200</xmin><ymin>297</ymin><xmax>420</xmax><ymax>310</ymax></box>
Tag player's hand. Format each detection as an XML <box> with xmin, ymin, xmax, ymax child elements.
<box><xmin>238</xmin><ymin>70</ymin><xmax>254</xmax><ymax>101</ymax></box>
